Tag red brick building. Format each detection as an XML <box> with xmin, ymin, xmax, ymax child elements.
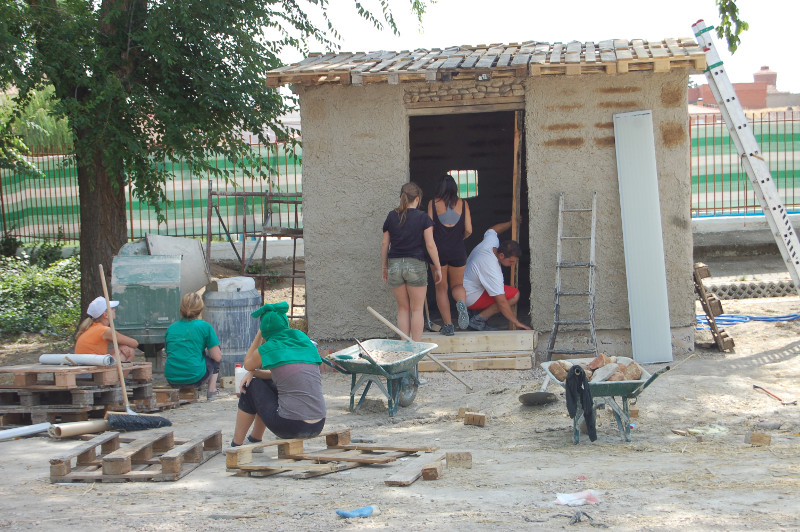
<box><xmin>689</xmin><ymin>80</ymin><xmax>767</xmax><ymax>109</ymax></box>
<box><xmin>689</xmin><ymin>66</ymin><xmax>800</xmax><ymax>110</ymax></box>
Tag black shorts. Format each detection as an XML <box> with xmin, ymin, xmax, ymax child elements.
<box><xmin>238</xmin><ymin>377</ymin><xmax>325</xmax><ymax>439</ymax></box>
<box><xmin>440</xmin><ymin>258</ymin><xmax>466</xmax><ymax>268</ymax></box>
<box><xmin>167</xmin><ymin>351</ymin><xmax>220</xmax><ymax>388</ymax></box>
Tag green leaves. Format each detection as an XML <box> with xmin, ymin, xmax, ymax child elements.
<box><xmin>716</xmin><ymin>0</ymin><xmax>749</xmax><ymax>54</ymax></box>
<box><xmin>0</xmin><ymin>255</ymin><xmax>81</xmax><ymax>337</ymax></box>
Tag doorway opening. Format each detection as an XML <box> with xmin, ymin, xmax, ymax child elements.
<box><xmin>409</xmin><ymin>110</ymin><xmax>530</xmax><ymax>328</ymax></box>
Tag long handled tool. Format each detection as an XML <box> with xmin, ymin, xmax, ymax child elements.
<box><xmin>367</xmin><ymin>306</ymin><xmax>473</xmax><ymax>391</ymax></box>
<box><xmin>423</xmin><ymin>299</ymin><xmax>441</xmax><ymax>332</ymax></box>
<box><xmin>99</xmin><ymin>264</ymin><xmax>171</xmax><ymax>430</ymax></box>
<box><xmin>753</xmin><ymin>384</ymin><xmax>797</xmax><ymax>405</ymax></box>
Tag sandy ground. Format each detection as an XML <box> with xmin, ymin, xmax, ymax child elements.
<box><xmin>1</xmin><ymin>261</ymin><xmax>800</xmax><ymax>530</ymax></box>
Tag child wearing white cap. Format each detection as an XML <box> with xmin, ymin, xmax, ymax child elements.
<box><xmin>74</xmin><ymin>296</ymin><xmax>139</xmax><ymax>362</ymax></box>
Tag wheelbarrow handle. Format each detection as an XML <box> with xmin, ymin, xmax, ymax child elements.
<box><xmin>629</xmin><ymin>365</ymin><xmax>670</xmax><ymax>398</ymax></box>
<box><xmin>321</xmin><ymin>356</ymin><xmax>349</xmax><ymax>374</ymax></box>
<box><xmin>367</xmin><ymin>306</ymin><xmax>473</xmax><ymax>391</ymax></box>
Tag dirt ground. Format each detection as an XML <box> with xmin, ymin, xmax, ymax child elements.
<box><xmin>1</xmin><ymin>261</ymin><xmax>800</xmax><ymax>530</ymax></box>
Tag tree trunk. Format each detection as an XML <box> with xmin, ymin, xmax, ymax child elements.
<box><xmin>77</xmin><ymin>140</ymin><xmax>128</xmax><ymax>316</ymax></box>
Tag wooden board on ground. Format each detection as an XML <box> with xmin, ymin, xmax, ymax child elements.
<box><xmin>225</xmin><ymin>429</ymin><xmax>440</xmax><ymax>479</ymax></box>
<box><xmin>49</xmin><ymin>429</ymin><xmax>222</xmax><ymax>483</ymax></box>
<box><xmin>385</xmin><ymin>452</ymin><xmax>446</xmax><ymax>486</ymax></box>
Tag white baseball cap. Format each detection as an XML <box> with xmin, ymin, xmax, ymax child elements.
<box><xmin>87</xmin><ymin>296</ymin><xmax>119</xmax><ymax>319</ymax></box>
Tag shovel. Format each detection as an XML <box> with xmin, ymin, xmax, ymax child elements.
<box><xmin>519</xmin><ymin>375</ymin><xmax>557</xmax><ymax>406</ymax></box>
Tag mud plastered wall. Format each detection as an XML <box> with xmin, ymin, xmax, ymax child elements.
<box><xmin>297</xmin><ymin>84</ymin><xmax>408</xmax><ymax>340</ymax></box>
<box><xmin>525</xmin><ymin>70</ymin><xmax>694</xmax><ymax>357</ymax></box>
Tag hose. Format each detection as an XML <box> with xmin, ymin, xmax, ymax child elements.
<box><xmin>696</xmin><ymin>313</ymin><xmax>800</xmax><ymax>329</ymax></box>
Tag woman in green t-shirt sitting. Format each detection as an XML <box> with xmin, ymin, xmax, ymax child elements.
<box><xmin>164</xmin><ymin>293</ymin><xmax>222</xmax><ymax>400</ymax></box>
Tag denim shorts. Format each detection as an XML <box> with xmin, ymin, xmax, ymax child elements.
<box><xmin>387</xmin><ymin>257</ymin><xmax>428</xmax><ymax>288</ymax></box>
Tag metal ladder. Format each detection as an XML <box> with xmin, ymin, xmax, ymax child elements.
<box><xmin>546</xmin><ymin>192</ymin><xmax>598</xmax><ymax>361</ymax></box>
<box><xmin>693</xmin><ymin>20</ymin><xmax>800</xmax><ymax>293</ymax></box>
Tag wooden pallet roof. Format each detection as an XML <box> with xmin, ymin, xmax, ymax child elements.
<box><xmin>266</xmin><ymin>38</ymin><xmax>707</xmax><ymax>88</ymax></box>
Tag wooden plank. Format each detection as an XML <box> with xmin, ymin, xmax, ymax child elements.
<box><xmin>419</xmin><ymin>330</ymin><xmax>535</xmax><ymax>353</ymax></box>
<box><xmin>416</xmin><ymin>350</ymin><xmax>532</xmax><ymax>360</ymax></box>
<box><xmin>50</xmin><ymin>432</ymin><xmax>120</xmax><ymax>478</ymax></box>
<box><xmin>281</xmin><ymin>450</ymin><xmax>408</xmax><ymax>464</ymax></box>
<box><xmin>418</xmin><ymin>355</ymin><xmax>532</xmax><ymax>373</ymax></box>
<box><xmin>225</xmin><ymin>429</ymin><xmax>351</xmax><ymax>468</ymax></box>
<box><xmin>475</xmin><ymin>54</ymin><xmax>497</xmax><ymax>69</ymax></box>
<box><xmin>330</xmin><ymin>443</ymin><xmax>439</xmax><ymax>453</ymax></box>
<box><xmin>424</xmin><ymin>56</ymin><xmax>450</xmax><ymax>81</ymax></box>
<box><xmin>440</xmin><ymin>54</ymin><xmax>467</xmax><ymax>70</ymax></box>
<box><xmin>405</xmin><ymin>98</ymin><xmax>525</xmax><ymax>115</ymax></box>
<box><xmin>584</xmin><ymin>42</ymin><xmax>596</xmax><ymax>63</ymax></box>
<box><xmin>405</xmin><ymin>49</ymin><xmax>442</xmax><ymax>71</ymax></box>
<box><xmin>159</xmin><ymin>430</ymin><xmax>222</xmax><ymax>475</ymax></box>
<box><xmin>460</xmin><ymin>51</ymin><xmax>484</xmax><ymax>69</ymax></box>
<box><xmin>549</xmin><ymin>43</ymin><xmax>563</xmax><ymax>64</ymax></box>
<box><xmin>102</xmin><ymin>432</ymin><xmax>174</xmax><ymax>476</ymax></box>
<box><xmin>385</xmin><ymin>452</ymin><xmax>446</xmax><ymax>486</ymax></box>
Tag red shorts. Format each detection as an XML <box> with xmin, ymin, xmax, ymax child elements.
<box><xmin>468</xmin><ymin>286</ymin><xmax>519</xmax><ymax>310</ymax></box>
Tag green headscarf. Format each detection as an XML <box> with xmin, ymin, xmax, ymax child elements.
<box><xmin>250</xmin><ymin>301</ymin><xmax>320</xmax><ymax>369</ymax></box>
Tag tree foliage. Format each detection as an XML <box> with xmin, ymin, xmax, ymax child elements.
<box><xmin>0</xmin><ymin>0</ymin><xmax>429</xmax><ymax>311</ymax></box>
<box><xmin>715</xmin><ymin>0</ymin><xmax>749</xmax><ymax>53</ymax></box>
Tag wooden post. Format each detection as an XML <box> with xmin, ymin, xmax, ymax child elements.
<box><xmin>510</xmin><ymin>111</ymin><xmax>524</xmax><ymax>330</ymax></box>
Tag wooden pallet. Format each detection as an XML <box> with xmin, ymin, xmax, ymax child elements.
<box><xmin>418</xmin><ymin>352</ymin><xmax>532</xmax><ymax>372</ymax></box>
<box><xmin>110</xmin><ymin>386</ymin><xmax>198</xmax><ymax>413</ymax></box>
<box><xmin>0</xmin><ymin>382</ymin><xmax>156</xmax><ymax>420</ymax></box>
<box><xmin>226</xmin><ymin>429</ymin><xmax>439</xmax><ymax>479</ymax></box>
<box><xmin>0</xmin><ymin>385</ymin><xmax>124</xmax><ymax>408</ymax></box>
<box><xmin>0</xmin><ymin>405</ymin><xmax>108</xmax><ymax>424</ymax></box>
<box><xmin>0</xmin><ymin>362</ymin><xmax>152</xmax><ymax>389</ymax></box>
<box><xmin>49</xmin><ymin>429</ymin><xmax>222</xmax><ymax>483</ymax></box>
<box><xmin>694</xmin><ymin>262</ymin><xmax>735</xmax><ymax>351</ymax></box>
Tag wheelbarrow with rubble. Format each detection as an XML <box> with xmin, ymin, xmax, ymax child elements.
<box><xmin>541</xmin><ymin>357</ymin><xmax>670</xmax><ymax>443</ymax></box>
<box><xmin>322</xmin><ymin>339</ymin><xmax>437</xmax><ymax>416</ymax></box>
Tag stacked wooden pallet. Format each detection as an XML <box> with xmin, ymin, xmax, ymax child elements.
<box><xmin>122</xmin><ymin>386</ymin><xmax>200</xmax><ymax>413</ymax></box>
<box><xmin>0</xmin><ymin>362</ymin><xmax>152</xmax><ymax>424</ymax></box>
<box><xmin>417</xmin><ymin>330</ymin><xmax>535</xmax><ymax>372</ymax></box>
<box><xmin>50</xmin><ymin>429</ymin><xmax>222</xmax><ymax>482</ymax></box>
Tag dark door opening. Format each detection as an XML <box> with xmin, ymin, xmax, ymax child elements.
<box><xmin>409</xmin><ymin>110</ymin><xmax>531</xmax><ymax>328</ymax></box>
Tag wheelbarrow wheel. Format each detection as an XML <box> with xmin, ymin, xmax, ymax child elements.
<box><xmin>397</xmin><ymin>375</ymin><xmax>418</xmax><ymax>407</ymax></box>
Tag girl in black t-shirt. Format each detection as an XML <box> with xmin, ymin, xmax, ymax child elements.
<box><xmin>381</xmin><ymin>182</ymin><xmax>442</xmax><ymax>341</ymax></box>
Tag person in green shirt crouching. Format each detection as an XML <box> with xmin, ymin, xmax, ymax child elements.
<box><xmin>231</xmin><ymin>301</ymin><xmax>326</xmax><ymax>447</ymax></box>
<box><xmin>164</xmin><ymin>293</ymin><xmax>222</xmax><ymax>400</ymax></box>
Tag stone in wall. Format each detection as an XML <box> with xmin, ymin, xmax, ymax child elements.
<box><xmin>404</xmin><ymin>78</ymin><xmax>523</xmax><ymax>104</ymax></box>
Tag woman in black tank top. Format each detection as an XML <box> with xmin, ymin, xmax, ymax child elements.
<box><xmin>427</xmin><ymin>174</ymin><xmax>473</xmax><ymax>335</ymax></box>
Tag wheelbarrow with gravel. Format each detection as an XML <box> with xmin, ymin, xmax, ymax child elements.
<box><xmin>541</xmin><ymin>357</ymin><xmax>670</xmax><ymax>443</ymax></box>
<box><xmin>322</xmin><ymin>339</ymin><xmax>438</xmax><ymax>416</ymax></box>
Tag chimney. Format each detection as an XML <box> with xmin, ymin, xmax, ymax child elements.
<box><xmin>753</xmin><ymin>66</ymin><xmax>777</xmax><ymax>91</ymax></box>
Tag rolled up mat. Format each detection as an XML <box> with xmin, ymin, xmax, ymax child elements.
<box><xmin>49</xmin><ymin>420</ymin><xmax>110</xmax><ymax>438</ymax></box>
<box><xmin>0</xmin><ymin>423</ymin><xmax>52</xmax><ymax>442</ymax></box>
<box><xmin>39</xmin><ymin>354</ymin><xmax>115</xmax><ymax>366</ymax></box>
